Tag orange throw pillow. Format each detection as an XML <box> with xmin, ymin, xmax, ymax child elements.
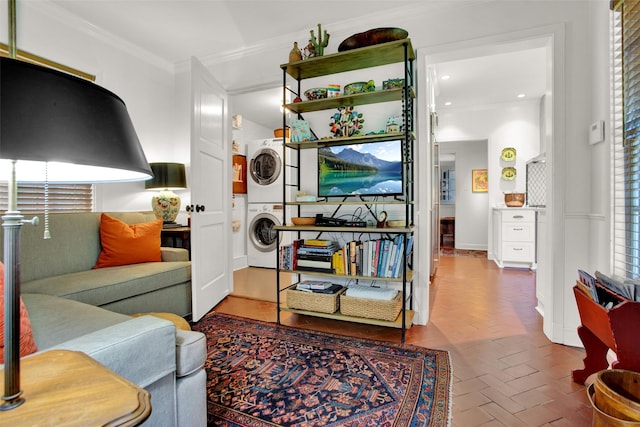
<box><xmin>0</xmin><ymin>262</ymin><xmax>38</xmax><ymax>359</ymax></box>
<box><xmin>94</xmin><ymin>213</ymin><xmax>163</xmax><ymax>269</ymax></box>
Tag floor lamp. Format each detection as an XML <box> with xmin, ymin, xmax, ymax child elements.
<box><xmin>1</xmin><ymin>24</ymin><xmax>152</xmax><ymax>411</ymax></box>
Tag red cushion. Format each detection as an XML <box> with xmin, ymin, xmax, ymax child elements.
<box><xmin>94</xmin><ymin>213</ymin><xmax>163</xmax><ymax>269</ymax></box>
<box><xmin>0</xmin><ymin>261</ymin><xmax>38</xmax><ymax>359</ymax></box>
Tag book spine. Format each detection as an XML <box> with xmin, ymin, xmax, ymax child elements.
<box><xmin>297</xmin><ymin>259</ymin><xmax>332</xmax><ymax>269</ymax></box>
<box><xmin>332</xmin><ymin>251</ymin><xmax>344</xmax><ymax>275</ymax></box>
<box><xmin>349</xmin><ymin>240</ymin><xmax>357</xmax><ymax>276</ymax></box>
<box><xmin>392</xmin><ymin>239</ymin><xmax>405</xmax><ymax>278</ymax></box>
<box><xmin>378</xmin><ymin>240</ymin><xmax>389</xmax><ymax>277</ymax></box>
<box><xmin>386</xmin><ymin>242</ymin><xmax>397</xmax><ymax>278</ymax></box>
<box><xmin>304</xmin><ymin>239</ymin><xmax>333</xmax><ymax>246</ymax></box>
<box><xmin>297</xmin><ymin>253</ymin><xmax>333</xmax><ymax>262</ymax></box>
<box><xmin>357</xmin><ymin>241</ymin><xmax>364</xmax><ymax>276</ymax></box>
<box><xmin>292</xmin><ymin>239</ymin><xmax>303</xmax><ymax>270</ymax></box>
<box><xmin>296</xmin><ymin>265</ymin><xmax>334</xmax><ymax>273</ymax></box>
<box><xmin>372</xmin><ymin>240</ymin><xmax>381</xmax><ymax>277</ymax></box>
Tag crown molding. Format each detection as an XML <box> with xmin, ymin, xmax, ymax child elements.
<box><xmin>179</xmin><ymin>1</ymin><xmax>476</xmax><ymax>72</ymax></box>
<box><xmin>30</xmin><ymin>1</ymin><xmax>175</xmax><ymax>74</ymax></box>
<box><xmin>33</xmin><ymin>0</ymin><xmax>489</xmax><ymax>79</ymax></box>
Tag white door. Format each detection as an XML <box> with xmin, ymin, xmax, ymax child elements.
<box><xmin>190</xmin><ymin>57</ymin><xmax>232</xmax><ymax>321</ymax></box>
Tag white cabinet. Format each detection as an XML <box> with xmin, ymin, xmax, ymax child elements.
<box><xmin>493</xmin><ymin>208</ymin><xmax>537</xmax><ymax>270</ymax></box>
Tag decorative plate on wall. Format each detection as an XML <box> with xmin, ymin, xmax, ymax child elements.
<box><xmin>501</xmin><ymin>167</ymin><xmax>517</xmax><ymax>180</ymax></box>
<box><xmin>501</xmin><ymin>147</ymin><xmax>517</xmax><ymax>162</ymax></box>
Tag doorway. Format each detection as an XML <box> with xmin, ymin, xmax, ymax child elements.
<box><xmin>416</xmin><ymin>28</ymin><xmax>561</xmax><ymax>340</ymax></box>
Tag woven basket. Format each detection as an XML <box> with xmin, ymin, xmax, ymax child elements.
<box><xmin>340</xmin><ymin>292</ymin><xmax>402</xmax><ymax>321</ymax></box>
<box><xmin>286</xmin><ymin>285</ymin><xmax>344</xmax><ymax>314</ymax></box>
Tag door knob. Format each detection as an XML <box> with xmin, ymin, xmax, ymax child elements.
<box><xmin>196</xmin><ymin>204</ymin><xmax>205</xmax><ymax>212</ymax></box>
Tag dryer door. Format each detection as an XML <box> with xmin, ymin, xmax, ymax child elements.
<box><xmin>249</xmin><ymin>212</ymin><xmax>280</xmax><ymax>252</ymax></box>
<box><xmin>249</xmin><ymin>148</ymin><xmax>282</xmax><ymax>186</ymax></box>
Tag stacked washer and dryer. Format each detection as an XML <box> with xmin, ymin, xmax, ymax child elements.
<box><xmin>246</xmin><ymin>138</ymin><xmax>296</xmax><ymax>268</ymax></box>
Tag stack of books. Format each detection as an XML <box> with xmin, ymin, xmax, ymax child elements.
<box><xmin>279</xmin><ymin>239</ymin><xmax>340</xmax><ymax>272</ymax></box>
<box><xmin>296</xmin><ymin>239</ymin><xmax>340</xmax><ymax>273</ymax></box>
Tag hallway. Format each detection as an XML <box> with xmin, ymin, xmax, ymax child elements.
<box><xmin>214</xmin><ymin>254</ymin><xmax>592</xmax><ymax>426</ymax></box>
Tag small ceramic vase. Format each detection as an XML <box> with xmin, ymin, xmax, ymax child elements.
<box><xmin>289</xmin><ymin>42</ymin><xmax>302</xmax><ymax>63</ymax></box>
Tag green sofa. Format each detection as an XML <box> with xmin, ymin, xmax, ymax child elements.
<box><xmin>0</xmin><ymin>212</ymin><xmax>205</xmax><ymax>426</ymax></box>
<box><xmin>9</xmin><ymin>211</ymin><xmax>192</xmax><ymax>316</ymax></box>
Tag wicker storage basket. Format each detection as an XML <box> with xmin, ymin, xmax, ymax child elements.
<box><xmin>340</xmin><ymin>292</ymin><xmax>402</xmax><ymax>321</ymax></box>
<box><xmin>285</xmin><ymin>285</ymin><xmax>344</xmax><ymax>314</ymax></box>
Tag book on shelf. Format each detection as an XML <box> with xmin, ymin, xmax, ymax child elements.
<box><xmin>405</xmin><ymin>236</ymin><xmax>414</xmax><ymax>256</ymax></box>
<box><xmin>349</xmin><ymin>240</ymin><xmax>358</xmax><ymax>276</ymax></box>
<box><xmin>332</xmin><ymin>250</ymin><xmax>346</xmax><ymax>275</ymax></box>
<box><xmin>372</xmin><ymin>240</ymin><xmax>382</xmax><ymax>277</ymax></box>
<box><xmin>297</xmin><ymin>253</ymin><xmax>333</xmax><ymax>262</ymax></box>
<box><xmin>377</xmin><ymin>240</ymin><xmax>390</xmax><ymax>277</ymax></box>
<box><xmin>296</xmin><ymin>265</ymin><xmax>334</xmax><ymax>273</ymax></box>
<box><xmin>297</xmin><ymin>258</ymin><xmax>332</xmax><ymax>270</ymax></box>
<box><xmin>303</xmin><ymin>239</ymin><xmax>335</xmax><ymax>247</ymax></box>
<box><xmin>392</xmin><ymin>237</ymin><xmax>405</xmax><ymax>278</ymax></box>
<box><xmin>297</xmin><ymin>280</ymin><xmax>333</xmax><ymax>290</ymax></box>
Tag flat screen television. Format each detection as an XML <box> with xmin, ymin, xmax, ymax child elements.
<box><xmin>318</xmin><ymin>140</ymin><xmax>403</xmax><ymax>197</ymax></box>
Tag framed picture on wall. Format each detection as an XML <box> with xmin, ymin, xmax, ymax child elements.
<box><xmin>472</xmin><ymin>169</ymin><xmax>488</xmax><ymax>193</ymax></box>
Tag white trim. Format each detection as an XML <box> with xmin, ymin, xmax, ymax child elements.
<box><xmin>34</xmin><ymin>1</ymin><xmax>174</xmax><ymax>74</ymax></box>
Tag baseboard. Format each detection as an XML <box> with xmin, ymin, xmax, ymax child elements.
<box><xmin>233</xmin><ymin>256</ymin><xmax>248</xmax><ymax>271</ymax></box>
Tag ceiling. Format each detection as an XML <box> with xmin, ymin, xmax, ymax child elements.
<box><xmin>46</xmin><ymin>0</ymin><xmax>548</xmax><ymax>130</ymax></box>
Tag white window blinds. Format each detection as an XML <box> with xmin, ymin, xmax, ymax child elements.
<box><xmin>0</xmin><ymin>183</ymin><xmax>93</xmax><ymax>213</ymax></box>
<box><xmin>612</xmin><ymin>0</ymin><xmax>640</xmax><ymax>279</ymax></box>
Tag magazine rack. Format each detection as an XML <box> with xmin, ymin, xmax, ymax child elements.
<box><xmin>572</xmin><ymin>283</ymin><xmax>640</xmax><ymax>384</ymax></box>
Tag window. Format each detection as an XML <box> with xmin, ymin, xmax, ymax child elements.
<box><xmin>0</xmin><ymin>183</ymin><xmax>93</xmax><ymax>213</ymax></box>
<box><xmin>612</xmin><ymin>0</ymin><xmax>640</xmax><ymax>279</ymax></box>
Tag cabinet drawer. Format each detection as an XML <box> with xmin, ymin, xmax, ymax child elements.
<box><xmin>502</xmin><ymin>242</ymin><xmax>535</xmax><ymax>262</ymax></box>
<box><xmin>502</xmin><ymin>222</ymin><xmax>535</xmax><ymax>241</ymax></box>
<box><xmin>501</xmin><ymin>210</ymin><xmax>535</xmax><ymax>223</ymax></box>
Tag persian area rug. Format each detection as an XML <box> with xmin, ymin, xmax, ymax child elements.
<box><xmin>192</xmin><ymin>312</ymin><xmax>452</xmax><ymax>427</ymax></box>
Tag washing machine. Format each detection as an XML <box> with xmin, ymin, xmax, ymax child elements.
<box><xmin>247</xmin><ymin>138</ymin><xmax>297</xmax><ymax>203</ymax></box>
<box><xmin>247</xmin><ymin>203</ymin><xmax>291</xmax><ymax>268</ymax></box>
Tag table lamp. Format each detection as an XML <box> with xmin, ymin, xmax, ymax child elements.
<box><xmin>144</xmin><ymin>162</ymin><xmax>187</xmax><ymax>225</ymax></box>
<box><xmin>1</xmin><ymin>1</ymin><xmax>153</xmax><ymax>410</ymax></box>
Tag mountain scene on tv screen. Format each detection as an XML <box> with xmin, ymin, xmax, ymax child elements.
<box><xmin>318</xmin><ymin>143</ymin><xmax>402</xmax><ymax>196</ymax></box>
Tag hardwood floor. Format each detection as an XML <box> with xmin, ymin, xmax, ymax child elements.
<box><xmin>212</xmin><ymin>254</ymin><xmax>593</xmax><ymax>426</ymax></box>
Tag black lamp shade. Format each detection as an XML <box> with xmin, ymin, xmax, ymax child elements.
<box><xmin>145</xmin><ymin>162</ymin><xmax>187</xmax><ymax>190</ymax></box>
<box><xmin>0</xmin><ymin>57</ymin><xmax>152</xmax><ymax>182</ymax></box>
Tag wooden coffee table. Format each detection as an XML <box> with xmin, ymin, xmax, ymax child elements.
<box><xmin>0</xmin><ymin>350</ymin><xmax>150</xmax><ymax>426</ymax></box>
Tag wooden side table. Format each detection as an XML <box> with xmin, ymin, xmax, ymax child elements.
<box><xmin>0</xmin><ymin>350</ymin><xmax>150</xmax><ymax>426</ymax></box>
<box><xmin>161</xmin><ymin>226</ymin><xmax>191</xmax><ymax>256</ymax></box>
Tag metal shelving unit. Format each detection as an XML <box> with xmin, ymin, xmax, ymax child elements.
<box><xmin>276</xmin><ymin>39</ymin><xmax>416</xmax><ymax>342</ymax></box>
